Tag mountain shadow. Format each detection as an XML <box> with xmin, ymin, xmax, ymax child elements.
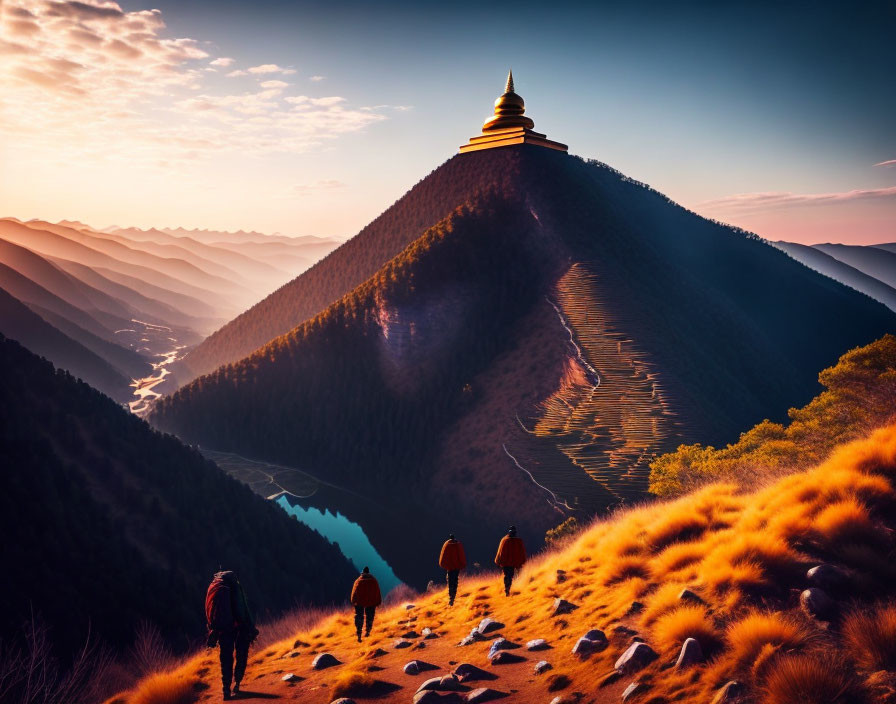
<box><xmin>0</xmin><ymin>334</ymin><xmax>356</xmax><ymax>662</ymax></box>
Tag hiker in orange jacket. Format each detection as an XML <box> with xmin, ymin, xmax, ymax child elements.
<box><xmin>350</xmin><ymin>566</ymin><xmax>382</xmax><ymax>642</ymax></box>
<box><xmin>495</xmin><ymin>525</ymin><xmax>526</xmax><ymax>596</ymax></box>
<box><xmin>439</xmin><ymin>533</ymin><xmax>466</xmax><ymax>606</ymax></box>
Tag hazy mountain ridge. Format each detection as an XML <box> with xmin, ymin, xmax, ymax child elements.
<box><xmin>774</xmin><ymin>240</ymin><xmax>896</xmax><ymax>312</ymax></box>
<box><xmin>0</xmin><ymin>217</ymin><xmax>339</xmax><ymax>404</ymax></box>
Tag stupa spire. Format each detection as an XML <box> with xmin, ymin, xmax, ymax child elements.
<box><xmin>459</xmin><ymin>71</ymin><xmax>568</xmax><ymax>154</ymax></box>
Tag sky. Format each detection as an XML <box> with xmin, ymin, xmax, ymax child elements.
<box><xmin>0</xmin><ymin>0</ymin><xmax>893</xmax><ymax>244</ymax></box>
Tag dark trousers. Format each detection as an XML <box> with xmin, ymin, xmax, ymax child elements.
<box><xmin>446</xmin><ymin>570</ymin><xmax>459</xmax><ymax>604</ymax></box>
<box><xmin>354</xmin><ymin>605</ymin><xmax>376</xmax><ymax>636</ymax></box>
<box><xmin>502</xmin><ymin>566</ymin><xmax>516</xmax><ymax>595</ymax></box>
<box><xmin>218</xmin><ymin>631</ymin><xmax>250</xmax><ymax>690</ymax></box>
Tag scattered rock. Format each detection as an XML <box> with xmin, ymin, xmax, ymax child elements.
<box><xmin>404</xmin><ymin>660</ymin><xmax>439</xmax><ymax>675</ymax></box>
<box><xmin>406</xmin><ymin>604</ymin><xmax>417</xmax><ymax>610</ymax></box>
<box><xmin>476</xmin><ymin>618</ymin><xmax>505</xmax><ymax>635</ymax></box>
<box><xmin>534</xmin><ymin>660</ymin><xmax>552</xmax><ymax>674</ymax></box>
<box><xmin>552</xmin><ymin>598</ymin><xmax>579</xmax><ymax>616</ymax></box>
<box><xmin>612</xmin><ymin>626</ymin><xmax>637</xmax><ymax>636</ymax></box>
<box><xmin>526</xmin><ymin>638</ymin><xmax>550</xmax><ymax>651</ymax></box>
<box><xmin>629</xmin><ymin>636</ymin><xmax>644</xmax><ymax>645</ymax></box>
<box><xmin>675</xmin><ymin>638</ymin><xmax>703</xmax><ymax>670</ymax></box>
<box><xmin>807</xmin><ymin>564</ymin><xmax>848</xmax><ymax>592</ymax></box>
<box><xmin>394</xmin><ymin>639</ymin><xmax>414</xmax><ymax>649</ymax></box>
<box><xmin>369</xmin><ymin>648</ymin><xmax>388</xmax><ymax>658</ymax></box>
<box><xmin>571</xmin><ymin>629</ymin><xmax>607</xmax><ymax>658</ymax></box>
<box><xmin>614</xmin><ymin>643</ymin><xmax>657</xmax><ymax>674</ymax></box>
<box><xmin>678</xmin><ymin>588</ymin><xmax>703</xmax><ymax>604</ymax></box>
<box><xmin>711</xmin><ymin>681</ymin><xmax>744</xmax><ymax>704</ymax></box>
<box><xmin>414</xmin><ymin>642</ymin><xmax>428</xmax><ymax>650</ymax></box>
<box><xmin>465</xmin><ymin>688</ymin><xmax>508</xmax><ymax>703</ymax></box>
<box><xmin>458</xmin><ymin>636</ymin><xmax>478</xmax><ymax>647</ymax></box>
<box><xmin>800</xmin><ymin>588</ymin><xmax>836</xmax><ymax>619</ymax></box>
<box><xmin>423</xmin><ymin>627</ymin><xmax>439</xmax><ymax>639</ymax></box>
<box><xmin>311</xmin><ymin>653</ymin><xmax>340</xmax><ymax>670</ymax></box>
<box><xmin>288</xmin><ymin>651</ymin><xmax>299</xmax><ymax>658</ymax></box>
<box><xmin>622</xmin><ymin>682</ymin><xmax>645</xmax><ymax>701</ymax></box>
<box><xmin>329</xmin><ymin>699</ymin><xmax>357</xmax><ymax>704</ymax></box>
<box><xmin>489</xmin><ymin>651</ymin><xmax>525</xmax><ymax>665</ymax></box>
<box><xmin>417</xmin><ymin>674</ymin><xmax>466</xmax><ymax>693</ymax></box>
<box><xmin>414</xmin><ymin>692</ymin><xmax>464</xmax><ymax>704</ymax></box>
<box><xmin>453</xmin><ymin>663</ymin><xmax>497</xmax><ymax>682</ymax></box>
<box><xmin>488</xmin><ymin>638</ymin><xmax>520</xmax><ymax>659</ymax></box>
<box><xmin>599</xmin><ymin>671</ymin><xmax>622</xmax><ymax>688</ymax></box>
<box><xmin>282</xmin><ymin>673</ymin><xmax>301</xmax><ymax>682</ymax></box>
<box><xmin>556</xmin><ymin>569</ymin><xmax>568</xmax><ymax>583</ymax></box>
<box><xmin>626</xmin><ymin>601</ymin><xmax>644</xmax><ymax>615</ymax></box>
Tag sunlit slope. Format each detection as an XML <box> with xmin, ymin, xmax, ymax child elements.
<box><xmin>125</xmin><ymin>421</ymin><xmax>896</xmax><ymax>704</ymax></box>
<box><xmin>0</xmin><ymin>334</ymin><xmax>355</xmax><ymax>663</ymax></box>
<box><xmin>151</xmin><ymin>147</ymin><xmax>894</xmax><ymax>585</ymax></box>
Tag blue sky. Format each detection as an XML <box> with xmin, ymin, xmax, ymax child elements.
<box><xmin>1</xmin><ymin>0</ymin><xmax>893</xmax><ymax>243</ymax></box>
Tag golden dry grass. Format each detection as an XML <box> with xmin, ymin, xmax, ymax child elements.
<box><xmin>651</xmin><ymin>605</ymin><xmax>721</xmax><ymax>653</ymax></box>
<box><xmin>762</xmin><ymin>655</ymin><xmax>857</xmax><ymax>704</ymax></box>
<box><xmin>123</xmin><ymin>422</ymin><xmax>896</xmax><ymax>704</ymax></box>
<box><xmin>127</xmin><ymin>669</ymin><xmax>198</xmax><ymax>704</ymax></box>
<box><xmin>842</xmin><ymin>604</ymin><xmax>896</xmax><ymax>672</ymax></box>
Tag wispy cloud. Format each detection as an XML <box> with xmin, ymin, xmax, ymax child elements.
<box><xmin>699</xmin><ymin>186</ymin><xmax>896</xmax><ymax>212</ymax></box>
<box><xmin>247</xmin><ymin>63</ymin><xmax>296</xmax><ymax>75</ymax></box>
<box><xmin>874</xmin><ymin>159</ymin><xmax>896</xmax><ymax>168</ymax></box>
<box><xmin>0</xmin><ymin>0</ymin><xmax>388</xmax><ymax>166</ymax></box>
<box><xmin>309</xmin><ymin>75</ymin><xmax>325</xmax><ymax>82</ymax></box>
<box><xmin>291</xmin><ymin>179</ymin><xmax>346</xmax><ymax>195</ymax></box>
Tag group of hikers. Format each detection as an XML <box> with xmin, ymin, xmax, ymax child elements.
<box><xmin>205</xmin><ymin>526</ymin><xmax>527</xmax><ymax>699</ymax></box>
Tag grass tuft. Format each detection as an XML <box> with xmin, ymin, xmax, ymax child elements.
<box><xmin>652</xmin><ymin>605</ymin><xmax>721</xmax><ymax>654</ymax></box>
<box><xmin>128</xmin><ymin>671</ymin><xmax>197</xmax><ymax>704</ymax></box>
<box><xmin>842</xmin><ymin>604</ymin><xmax>896</xmax><ymax>672</ymax></box>
<box><xmin>762</xmin><ymin>655</ymin><xmax>858</xmax><ymax>704</ymax></box>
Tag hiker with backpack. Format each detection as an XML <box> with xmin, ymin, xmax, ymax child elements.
<box><xmin>495</xmin><ymin>525</ymin><xmax>526</xmax><ymax>596</ymax></box>
<box><xmin>205</xmin><ymin>570</ymin><xmax>259</xmax><ymax>700</ymax></box>
<box><xmin>439</xmin><ymin>533</ymin><xmax>466</xmax><ymax>606</ymax></box>
<box><xmin>350</xmin><ymin>566</ymin><xmax>382</xmax><ymax>642</ymax></box>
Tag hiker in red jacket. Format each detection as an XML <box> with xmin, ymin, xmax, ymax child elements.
<box><xmin>205</xmin><ymin>570</ymin><xmax>259</xmax><ymax>700</ymax></box>
<box><xmin>495</xmin><ymin>525</ymin><xmax>526</xmax><ymax>596</ymax></box>
<box><xmin>439</xmin><ymin>533</ymin><xmax>466</xmax><ymax>606</ymax></box>
<box><xmin>350</xmin><ymin>566</ymin><xmax>382</xmax><ymax>642</ymax></box>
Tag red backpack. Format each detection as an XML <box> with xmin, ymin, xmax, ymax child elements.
<box><xmin>206</xmin><ymin>577</ymin><xmax>234</xmax><ymax>633</ymax></box>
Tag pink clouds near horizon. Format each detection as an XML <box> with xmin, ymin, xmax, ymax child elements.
<box><xmin>695</xmin><ymin>186</ymin><xmax>896</xmax><ymax>245</ymax></box>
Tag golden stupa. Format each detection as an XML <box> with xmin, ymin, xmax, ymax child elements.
<box><xmin>460</xmin><ymin>70</ymin><xmax>568</xmax><ymax>153</ymax></box>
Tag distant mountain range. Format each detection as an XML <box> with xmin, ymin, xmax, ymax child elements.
<box><xmin>0</xmin><ymin>333</ymin><xmax>356</xmax><ymax>661</ymax></box>
<box><xmin>149</xmin><ymin>146</ymin><xmax>895</xmax><ymax>587</ymax></box>
<box><xmin>0</xmin><ymin>218</ymin><xmax>338</xmax><ymax>402</ymax></box>
<box><xmin>773</xmin><ymin>241</ymin><xmax>896</xmax><ymax>311</ymax></box>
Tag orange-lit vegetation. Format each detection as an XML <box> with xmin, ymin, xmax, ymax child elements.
<box><xmin>122</xmin><ymin>417</ymin><xmax>896</xmax><ymax>703</ymax></box>
<box><xmin>650</xmin><ymin>334</ymin><xmax>896</xmax><ymax>497</ymax></box>
<box><xmin>125</xmin><ymin>668</ymin><xmax>201</xmax><ymax>704</ymax></box>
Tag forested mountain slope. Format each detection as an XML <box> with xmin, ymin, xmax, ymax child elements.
<box><xmin>150</xmin><ymin>146</ymin><xmax>895</xmax><ymax>587</ymax></box>
<box><xmin>0</xmin><ymin>334</ymin><xmax>355</xmax><ymax>662</ymax></box>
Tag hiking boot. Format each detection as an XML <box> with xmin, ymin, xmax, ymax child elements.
<box><xmin>365</xmin><ymin>630</ymin><xmax>372</xmax><ymax>638</ymax></box>
<box><xmin>357</xmin><ymin>632</ymin><xmax>362</xmax><ymax>643</ymax></box>
<box><xmin>223</xmin><ymin>688</ymin><xmax>232</xmax><ymax>700</ymax></box>
<box><xmin>232</xmin><ymin>683</ymin><xmax>241</xmax><ymax>695</ymax></box>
